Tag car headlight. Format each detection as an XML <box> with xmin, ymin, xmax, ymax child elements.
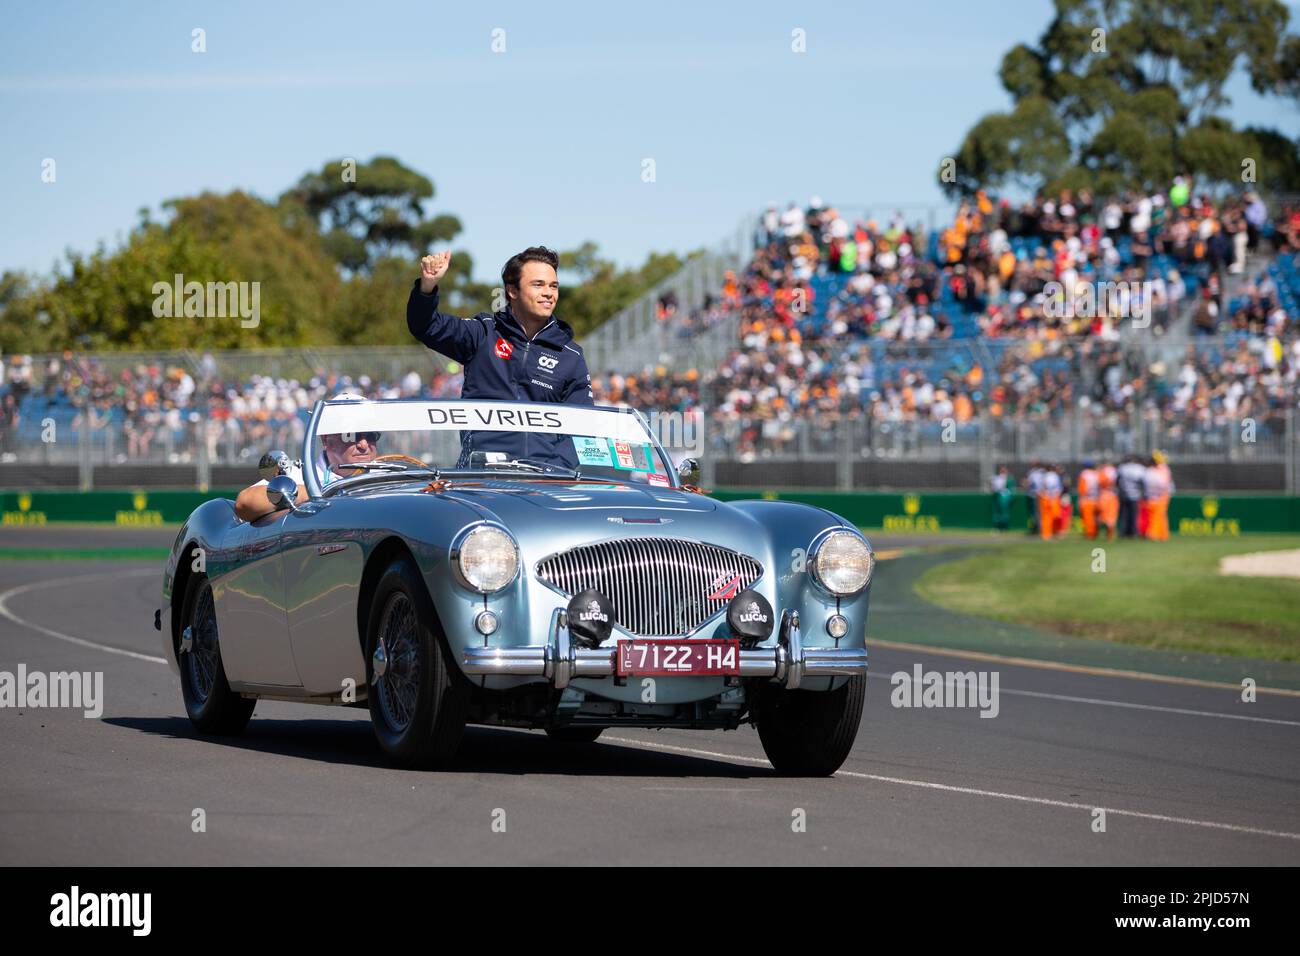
<box><xmin>811</xmin><ymin>531</ymin><xmax>873</xmax><ymax>595</ymax></box>
<box><xmin>457</xmin><ymin>526</ymin><xmax>518</xmax><ymax>593</ymax></box>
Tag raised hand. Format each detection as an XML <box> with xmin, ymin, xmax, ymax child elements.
<box><xmin>419</xmin><ymin>251</ymin><xmax>452</xmax><ymax>293</ymax></box>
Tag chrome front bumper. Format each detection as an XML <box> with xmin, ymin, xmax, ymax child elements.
<box><xmin>461</xmin><ymin>608</ymin><xmax>868</xmax><ymax>690</ymax></box>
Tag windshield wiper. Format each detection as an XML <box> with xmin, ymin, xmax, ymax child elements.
<box><xmin>467</xmin><ymin>458</ymin><xmax>582</xmax><ymax>479</ymax></box>
<box><xmin>479</xmin><ymin>460</ymin><xmax>545</xmax><ymax>473</ymax></box>
<box><xmin>511</xmin><ymin>458</ymin><xmax>582</xmax><ymax>479</ymax></box>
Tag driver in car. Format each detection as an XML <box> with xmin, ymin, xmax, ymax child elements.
<box><xmin>234</xmin><ymin>393</ymin><xmax>380</xmax><ymax>521</ymax></box>
<box><xmin>407</xmin><ymin>245</ymin><xmax>593</xmax><ymax>470</ymax></box>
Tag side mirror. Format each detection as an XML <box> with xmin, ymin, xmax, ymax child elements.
<box><xmin>258</xmin><ymin>450</ymin><xmax>292</xmax><ymax>481</ymax></box>
<box><xmin>677</xmin><ymin>457</ymin><xmax>701</xmax><ymax>485</ymax></box>
<box><xmin>265</xmin><ymin>474</ymin><xmax>300</xmax><ymax>512</ymax></box>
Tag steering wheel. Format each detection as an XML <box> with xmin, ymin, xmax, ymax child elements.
<box><xmin>372</xmin><ymin>453</ymin><xmax>427</xmax><ymax>468</ymax></box>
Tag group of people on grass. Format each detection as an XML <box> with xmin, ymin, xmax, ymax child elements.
<box><xmin>990</xmin><ymin>454</ymin><xmax>1175</xmax><ymax>540</ymax></box>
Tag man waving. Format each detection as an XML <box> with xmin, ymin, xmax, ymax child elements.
<box><xmin>407</xmin><ymin>246</ymin><xmax>594</xmax><ymax>468</ymax></box>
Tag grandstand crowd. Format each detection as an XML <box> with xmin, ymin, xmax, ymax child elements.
<box><xmin>0</xmin><ymin>181</ymin><xmax>1296</xmax><ymax>473</ymax></box>
<box><xmin>613</xmin><ymin>184</ymin><xmax>1299</xmax><ymax>457</ymax></box>
<box><xmin>0</xmin><ymin>353</ymin><xmax>464</xmax><ymax>462</ymax></box>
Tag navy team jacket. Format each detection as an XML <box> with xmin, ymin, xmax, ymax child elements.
<box><xmin>406</xmin><ymin>280</ymin><xmax>594</xmax><ymax>468</ymax></box>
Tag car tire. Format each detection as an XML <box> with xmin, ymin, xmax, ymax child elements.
<box><xmin>544</xmin><ymin>726</ymin><xmax>604</xmax><ymax>744</ymax></box>
<box><xmin>179</xmin><ymin>573</ymin><xmax>256</xmax><ymax>735</ymax></box>
<box><xmin>365</xmin><ymin>557</ymin><xmax>467</xmax><ymax>768</ymax></box>
<box><xmin>755</xmin><ymin>675</ymin><xmax>865</xmax><ymax>776</ymax></box>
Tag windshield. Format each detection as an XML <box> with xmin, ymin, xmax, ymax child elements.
<box><xmin>304</xmin><ymin>399</ymin><xmax>675</xmax><ymax>494</ymax></box>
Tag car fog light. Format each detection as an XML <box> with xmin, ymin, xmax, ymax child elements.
<box><xmin>726</xmin><ymin>588</ymin><xmax>774</xmax><ymax>645</ymax></box>
<box><xmin>827</xmin><ymin>614</ymin><xmax>849</xmax><ymax>638</ymax></box>
<box><xmin>475</xmin><ymin>609</ymin><xmax>499</xmax><ymax>636</ymax></box>
<box><xmin>567</xmin><ymin>588</ymin><xmax>615</xmax><ymax>648</ymax></box>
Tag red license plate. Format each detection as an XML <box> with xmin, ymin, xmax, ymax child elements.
<box><xmin>615</xmin><ymin>639</ymin><xmax>739</xmax><ymax>676</ymax></box>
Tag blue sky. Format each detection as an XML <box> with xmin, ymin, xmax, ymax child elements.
<box><xmin>3</xmin><ymin>0</ymin><xmax>1298</xmax><ymax>287</ymax></box>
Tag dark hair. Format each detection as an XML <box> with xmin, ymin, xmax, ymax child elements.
<box><xmin>502</xmin><ymin>246</ymin><xmax>560</xmax><ymax>291</ymax></box>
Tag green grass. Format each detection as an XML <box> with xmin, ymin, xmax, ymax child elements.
<box><xmin>914</xmin><ymin>535</ymin><xmax>1300</xmax><ymax>662</ymax></box>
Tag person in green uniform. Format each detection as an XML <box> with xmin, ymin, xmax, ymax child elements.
<box><xmin>991</xmin><ymin>464</ymin><xmax>1015</xmax><ymax>532</ymax></box>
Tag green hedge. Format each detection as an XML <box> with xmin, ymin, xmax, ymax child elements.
<box><xmin>0</xmin><ymin>490</ymin><xmax>236</xmax><ymax>526</ymax></box>
<box><xmin>1</xmin><ymin>489</ymin><xmax>1296</xmax><ymax>535</ymax></box>
<box><xmin>712</xmin><ymin>490</ymin><xmax>1300</xmax><ymax>535</ymax></box>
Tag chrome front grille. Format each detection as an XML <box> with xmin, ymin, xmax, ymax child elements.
<box><xmin>536</xmin><ymin>538</ymin><xmax>764</xmax><ymax>638</ymax></box>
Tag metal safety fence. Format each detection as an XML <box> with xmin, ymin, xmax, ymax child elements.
<box><xmin>0</xmin><ymin>337</ymin><xmax>1295</xmax><ymax>493</ymax></box>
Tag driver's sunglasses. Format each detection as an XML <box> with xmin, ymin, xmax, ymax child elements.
<box><xmin>343</xmin><ymin>432</ymin><xmax>381</xmax><ymax>445</ymax></box>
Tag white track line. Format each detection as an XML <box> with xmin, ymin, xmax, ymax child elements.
<box><xmin>870</xmin><ymin>636</ymin><xmax>1300</xmax><ymax>697</ymax></box>
<box><xmin>867</xmin><ymin>671</ymin><xmax>1300</xmax><ymax>727</ymax></box>
<box><xmin>1003</xmin><ymin>686</ymin><xmax>1300</xmax><ymax>727</ymax></box>
<box><xmin>7</xmin><ymin>569</ymin><xmax>1300</xmax><ymax>842</ymax></box>
<box><xmin>603</xmin><ymin>735</ymin><xmax>1300</xmax><ymax>842</ymax></box>
<box><xmin>0</xmin><ymin>569</ymin><xmax>166</xmax><ymax>664</ymax></box>
<box><xmin>9</xmin><ymin>571</ymin><xmax>1295</xmax><ymax>728</ymax></box>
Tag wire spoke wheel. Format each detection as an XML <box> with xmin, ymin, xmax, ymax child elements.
<box><xmin>178</xmin><ymin>571</ymin><xmax>255</xmax><ymax>736</ymax></box>
<box><xmin>184</xmin><ymin>580</ymin><xmax>220</xmax><ymax>705</ymax></box>
<box><xmin>365</xmin><ymin>557</ymin><xmax>467</xmax><ymax>768</ymax></box>
<box><xmin>375</xmin><ymin>592</ymin><xmax>421</xmax><ymax>734</ymax></box>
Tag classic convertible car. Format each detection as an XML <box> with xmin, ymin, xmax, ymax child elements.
<box><xmin>157</xmin><ymin>398</ymin><xmax>873</xmax><ymax>775</ymax></box>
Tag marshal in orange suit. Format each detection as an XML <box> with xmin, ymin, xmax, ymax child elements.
<box><xmin>1097</xmin><ymin>460</ymin><xmax>1118</xmax><ymax>540</ymax></box>
<box><xmin>1076</xmin><ymin>460</ymin><xmax>1100</xmax><ymax>539</ymax></box>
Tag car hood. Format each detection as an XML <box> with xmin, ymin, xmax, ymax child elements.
<box><xmin>433</xmin><ymin>478</ymin><xmax>774</xmax><ymax>547</ymax></box>
<box><xmin>439</xmin><ymin>478</ymin><xmax>716</xmax><ymax>514</ymax></box>
<box><xmin>349</xmin><ymin>476</ymin><xmax>778</xmax><ymax>559</ymax></box>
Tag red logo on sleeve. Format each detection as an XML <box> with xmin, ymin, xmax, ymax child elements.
<box><xmin>494</xmin><ymin>337</ymin><xmax>513</xmax><ymax>360</ymax></box>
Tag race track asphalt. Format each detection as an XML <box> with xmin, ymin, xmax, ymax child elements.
<box><xmin>1</xmin><ymin>529</ymin><xmax>1296</xmax><ymax>865</ymax></box>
